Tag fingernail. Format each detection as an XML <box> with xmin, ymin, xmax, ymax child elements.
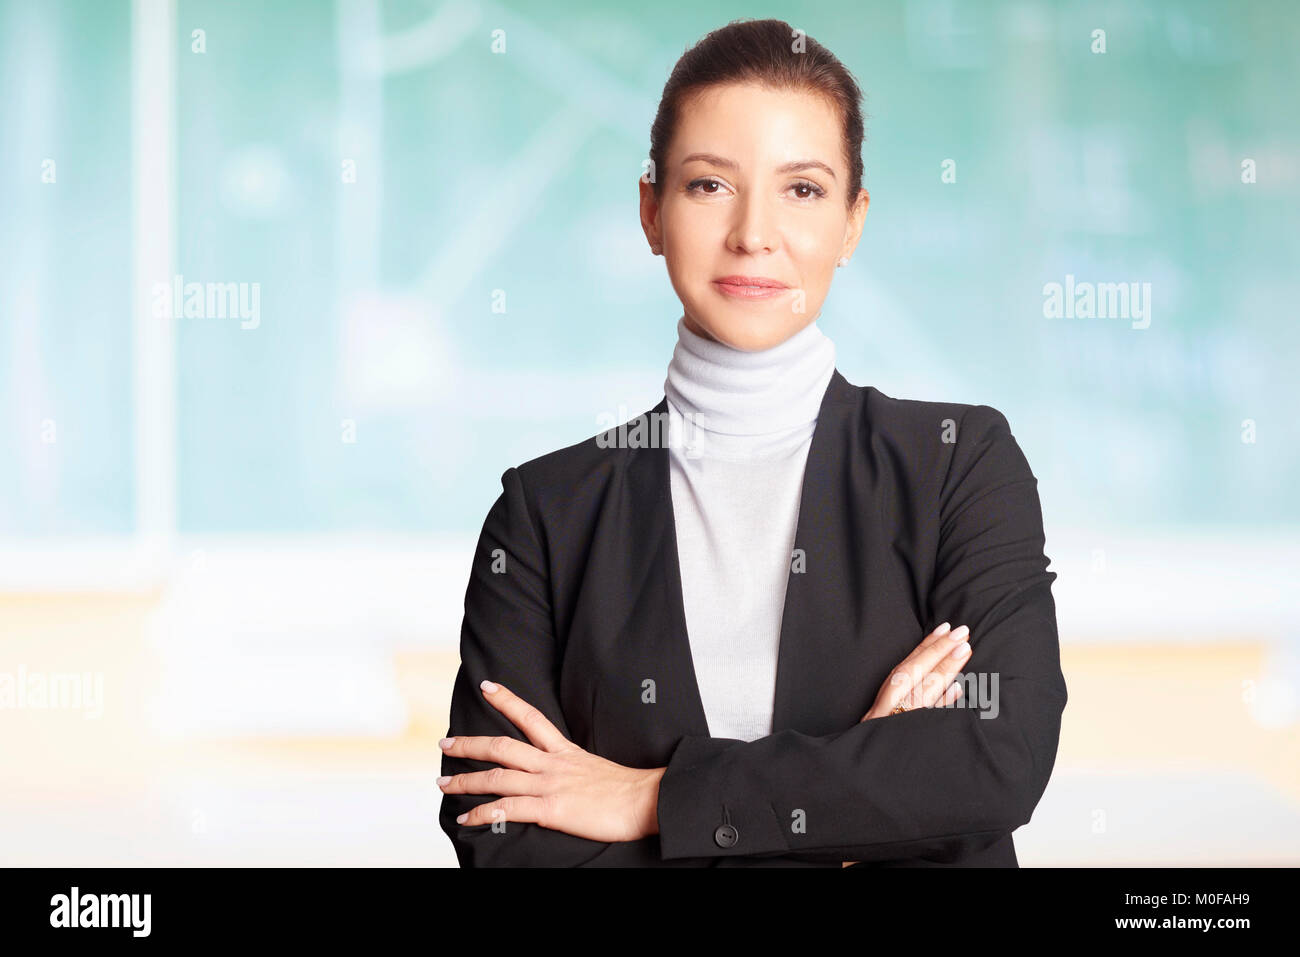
<box><xmin>950</xmin><ymin>625</ymin><xmax>970</xmax><ymax>641</ymax></box>
<box><xmin>951</xmin><ymin>642</ymin><xmax>971</xmax><ymax>659</ymax></box>
<box><xmin>437</xmin><ymin>776</ymin><xmax>451</xmax><ymax>787</ymax></box>
<box><xmin>456</xmin><ymin>813</ymin><xmax>468</xmax><ymax>824</ymax></box>
<box><xmin>439</xmin><ymin>737</ymin><xmax>455</xmax><ymax>749</ymax></box>
<box><xmin>935</xmin><ymin>622</ymin><xmax>951</xmax><ymax>636</ymax></box>
<box><xmin>480</xmin><ymin>679</ymin><xmax>498</xmax><ymax>693</ymax></box>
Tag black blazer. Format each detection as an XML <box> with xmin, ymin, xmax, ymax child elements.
<box><xmin>439</xmin><ymin>369</ymin><xmax>1067</xmax><ymax>867</ymax></box>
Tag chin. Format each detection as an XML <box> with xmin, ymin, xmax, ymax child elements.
<box><xmin>693</xmin><ymin>310</ymin><xmax>808</xmax><ymax>352</ymax></box>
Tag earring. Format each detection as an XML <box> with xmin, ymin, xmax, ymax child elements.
<box><xmin>837</xmin><ymin>256</ymin><xmax>849</xmax><ymax>267</ymax></box>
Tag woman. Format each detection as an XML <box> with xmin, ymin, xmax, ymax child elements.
<box><xmin>437</xmin><ymin>18</ymin><xmax>1067</xmax><ymax>867</ymax></box>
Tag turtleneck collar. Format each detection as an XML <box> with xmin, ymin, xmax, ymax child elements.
<box><xmin>663</xmin><ymin>315</ymin><xmax>837</xmax><ymax>443</ymax></box>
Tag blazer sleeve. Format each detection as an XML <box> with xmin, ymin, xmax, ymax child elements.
<box><xmin>439</xmin><ymin>466</ymin><xmax>652</xmax><ymax>867</ymax></box>
<box><xmin>654</xmin><ymin>404</ymin><xmax>1068</xmax><ymax>862</ymax></box>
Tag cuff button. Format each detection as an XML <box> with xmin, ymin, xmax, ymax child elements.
<box><xmin>713</xmin><ymin>824</ymin><xmax>739</xmax><ymax>848</ymax></box>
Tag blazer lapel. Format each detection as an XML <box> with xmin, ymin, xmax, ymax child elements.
<box><xmin>769</xmin><ymin>369</ymin><xmax>869</xmax><ymax>735</ymax></box>
<box><xmin>620</xmin><ymin>408</ymin><xmax>712</xmax><ymax>740</ymax></box>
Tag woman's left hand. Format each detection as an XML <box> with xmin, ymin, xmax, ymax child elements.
<box><xmin>438</xmin><ymin>680</ymin><xmax>665</xmax><ymax>843</ymax></box>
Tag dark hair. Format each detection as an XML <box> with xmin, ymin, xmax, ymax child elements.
<box><xmin>648</xmin><ymin>18</ymin><xmax>867</xmax><ymax>210</ymax></box>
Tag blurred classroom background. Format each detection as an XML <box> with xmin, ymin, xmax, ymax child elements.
<box><xmin>1</xmin><ymin>0</ymin><xmax>1298</xmax><ymax>866</ymax></box>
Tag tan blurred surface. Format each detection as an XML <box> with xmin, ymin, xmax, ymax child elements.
<box><xmin>2</xmin><ymin>592</ymin><xmax>1297</xmax><ymax>866</ymax></box>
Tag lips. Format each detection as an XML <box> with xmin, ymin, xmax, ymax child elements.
<box><xmin>713</xmin><ymin>276</ymin><xmax>788</xmax><ymax>289</ymax></box>
<box><xmin>712</xmin><ymin>276</ymin><xmax>790</xmax><ymax>300</ymax></box>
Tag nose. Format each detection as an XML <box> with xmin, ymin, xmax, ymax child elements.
<box><xmin>727</xmin><ymin>190</ymin><xmax>779</xmax><ymax>256</ymax></box>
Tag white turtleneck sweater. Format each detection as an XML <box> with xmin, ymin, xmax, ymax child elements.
<box><xmin>663</xmin><ymin>316</ymin><xmax>837</xmax><ymax>742</ymax></box>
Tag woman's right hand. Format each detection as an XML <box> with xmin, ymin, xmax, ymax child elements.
<box><xmin>859</xmin><ymin>621</ymin><xmax>970</xmax><ymax>722</ymax></box>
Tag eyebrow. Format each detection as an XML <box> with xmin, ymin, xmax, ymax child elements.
<box><xmin>680</xmin><ymin>151</ymin><xmax>838</xmax><ymax>181</ymax></box>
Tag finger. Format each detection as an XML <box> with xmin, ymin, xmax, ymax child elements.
<box><xmin>917</xmin><ymin>622</ymin><xmax>970</xmax><ymax>656</ymax></box>
<box><xmin>882</xmin><ymin>669</ymin><xmax>920</xmax><ymax>711</ymax></box>
<box><xmin>937</xmin><ymin>681</ymin><xmax>963</xmax><ymax>708</ymax></box>
<box><xmin>887</xmin><ymin>622</ymin><xmax>960</xmax><ymax>681</ymax></box>
<box><xmin>455</xmin><ymin>795</ymin><xmax>552</xmax><ymax>828</ymax></box>
<box><xmin>902</xmin><ymin>621</ymin><xmax>958</xmax><ymax>659</ymax></box>
<box><xmin>915</xmin><ymin>641</ymin><xmax>972</xmax><ymax>708</ymax></box>
<box><xmin>880</xmin><ymin>626</ymin><xmax>969</xmax><ymax>712</ymax></box>
<box><xmin>440</xmin><ymin>766</ymin><xmax>540</xmax><ymax>797</ymax></box>
<box><xmin>883</xmin><ymin>673</ymin><xmax>958</xmax><ymax>715</ymax></box>
<box><xmin>919</xmin><ymin>621</ymin><xmax>955</xmax><ymax>650</ymax></box>
<box><xmin>440</xmin><ymin>733</ymin><xmax>547</xmax><ymax>772</ymax></box>
<box><xmin>895</xmin><ymin>625</ymin><xmax>970</xmax><ymax>692</ymax></box>
<box><xmin>478</xmin><ymin>680</ymin><xmax>571</xmax><ymax>752</ymax></box>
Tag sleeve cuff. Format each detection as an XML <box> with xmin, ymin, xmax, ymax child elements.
<box><xmin>656</xmin><ymin>734</ymin><xmax>793</xmax><ymax>860</ymax></box>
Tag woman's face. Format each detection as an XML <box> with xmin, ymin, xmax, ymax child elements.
<box><xmin>640</xmin><ymin>81</ymin><xmax>869</xmax><ymax>352</ymax></box>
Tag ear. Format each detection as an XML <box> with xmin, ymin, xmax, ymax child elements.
<box><xmin>639</xmin><ymin>175</ymin><xmax>663</xmax><ymax>252</ymax></box>
<box><xmin>841</xmin><ymin>187</ymin><xmax>869</xmax><ymax>259</ymax></box>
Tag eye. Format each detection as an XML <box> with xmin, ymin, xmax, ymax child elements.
<box><xmin>790</xmin><ymin>180</ymin><xmax>827</xmax><ymax>200</ymax></box>
<box><xmin>686</xmin><ymin>177</ymin><xmax>726</xmax><ymax>195</ymax></box>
